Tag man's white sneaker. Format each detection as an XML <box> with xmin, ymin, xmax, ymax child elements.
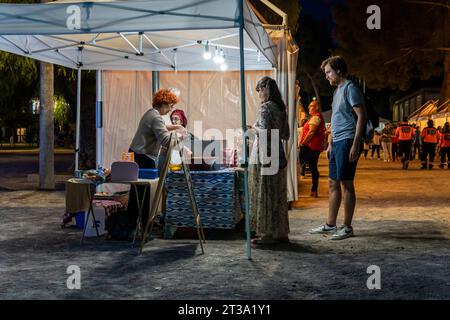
<box><xmin>330</xmin><ymin>225</ymin><xmax>354</xmax><ymax>240</ymax></box>
<box><xmin>309</xmin><ymin>224</ymin><xmax>337</xmax><ymax>234</ymax></box>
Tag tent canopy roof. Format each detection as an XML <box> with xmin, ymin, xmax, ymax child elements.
<box><xmin>436</xmin><ymin>99</ymin><xmax>450</xmax><ymax>114</ymax></box>
<box><xmin>409</xmin><ymin>99</ymin><xmax>439</xmax><ymax>119</ymax></box>
<box><xmin>0</xmin><ymin>0</ymin><xmax>277</xmax><ymax>71</ymax></box>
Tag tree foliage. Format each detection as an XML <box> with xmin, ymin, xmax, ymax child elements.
<box><xmin>0</xmin><ymin>0</ymin><xmax>40</xmax><ymax>130</ymax></box>
<box><xmin>0</xmin><ymin>52</ymin><xmax>38</xmax><ymax>128</ymax></box>
<box><xmin>54</xmin><ymin>95</ymin><xmax>70</xmax><ymax>131</ymax></box>
<box><xmin>331</xmin><ymin>0</ymin><xmax>448</xmax><ymax>92</ymax></box>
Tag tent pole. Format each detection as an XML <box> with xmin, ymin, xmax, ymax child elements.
<box><xmin>96</xmin><ymin>69</ymin><xmax>104</xmax><ymax>169</ymax></box>
<box><xmin>239</xmin><ymin>0</ymin><xmax>251</xmax><ymax>260</ymax></box>
<box><xmin>75</xmin><ymin>68</ymin><xmax>81</xmax><ymax>173</ymax></box>
<box><xmin>152</xmin><ymin>71</ymin><xmax>160</xmax><ymax>95</ymax></box>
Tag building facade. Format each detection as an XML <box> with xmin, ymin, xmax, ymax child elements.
<box><xmin>392</xmin><ymin>88</ymin><xmax>440</xmax><ymax>122</ymax></box>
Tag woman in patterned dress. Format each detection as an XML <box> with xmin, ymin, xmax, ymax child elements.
<box><xmin>249</xmin><ymin>76</ymin><xmax>290</xmax><ymax>245</ymax></box>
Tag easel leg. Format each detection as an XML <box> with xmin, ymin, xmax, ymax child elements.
<box><xmin>194</xmin><ymin>213</ymin><xmax>205</xmax><ymax>254</ymax></box>
<box><xmin>132</xmin><ymin>184</ymin><xmax>147</xmax><ymax>247</ymax></box>
<box><xmin>80</xmin><ymin>186</ymin><xmax>99</xmax><ymax>244</ymax></box>
<box><xmin>139</xmin><ymin>135</ymin><xmax>175</xmax><ymax>254</ymax></box>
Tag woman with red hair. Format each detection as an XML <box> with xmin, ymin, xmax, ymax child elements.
<box><xmin>127</xmin><ymin>88</ymin><xmax>184</xmax><ymax>230</ymax></box>
<box><xmin>129</xmin><ymin>88</ymin><xmax>182</xmax><ymax>169</ymax></box>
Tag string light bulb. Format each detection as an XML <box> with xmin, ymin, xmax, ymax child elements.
<box><xmin>203</xmin><ymin>42</ymin><xmax>211</xmax><ymax>60</ymax></box>
<box><xmin>214</xmin><ymin>47</ymin><xmax>225</xmax><ymax>64</ymax></box>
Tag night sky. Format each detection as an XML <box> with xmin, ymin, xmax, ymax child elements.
<box><xmin>300</xmin><ymin>0</ymin><xmax>345</xmax><ymax>30</ymax></box>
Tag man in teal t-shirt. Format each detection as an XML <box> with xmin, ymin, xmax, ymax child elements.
<box><xmin>309</xmin><ymin>56</ymin><xmax>367</xmax><ymax>240</ymax></box>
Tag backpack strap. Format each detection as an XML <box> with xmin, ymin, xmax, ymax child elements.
<box><xmin>343</xmin><ymin>80</ymin><xmax>364</xmax><ymax>109</ymax></box>
<box><xmin>344</xmin><ymin>81</ymin><xmax>373</xmax><ymax>142</ymax></box>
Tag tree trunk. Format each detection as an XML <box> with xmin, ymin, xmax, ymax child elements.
<box><xmin>39</xmin><ymin>0</ymin><xmax>54</xmax><ymax>190</ymax></box>
<box><xmin>305</xmin><ymin>70</ymin><xmax>321</xmax><ymax>106</ymax></box>
<box><xmin>39</xmin><ymin>61</ymin><xmax>55</xmax><ymax>190</ymax></box>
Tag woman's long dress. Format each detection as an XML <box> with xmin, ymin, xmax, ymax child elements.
<box><xmin>249</xmin><ymin>100</ymin><xmax>290</xmax><ymax>239</ymax></box>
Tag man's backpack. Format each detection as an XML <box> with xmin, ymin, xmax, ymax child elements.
<box><xmin>344</xmin><ymin>81</ymin><xmax>379</xmax><ymax>144</ymax></box>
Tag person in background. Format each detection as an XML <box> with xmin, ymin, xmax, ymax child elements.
<box><xmin>391</xmin><ymin>124</ymin><xmax>399</xmax><ymax>162</ymax></box>
<box><xmin>395</xmin><ymin>117</ymin><xmax>414</xmax><ymax>170</ymax></box>
<box><xmin>381</xmin><ymin>124</ymin><xmax>393</xmax><ymax>162</ymax></box>
<box><xmin>420</xmin><ymin>119</ymin><xmax>438</xmax><ymax>169</ymax></box>
<box><xmin>155</xmin><ymin>108</ymin><xmax>194</xmax><ymax>172</ymax></box>
<box><xmin>371</xmin><ymin>131</ymin><xmax>381</xmax><ymax>160</ymax></box>
<box><xmin>298</xmin><ymin>118</ymin><xmax>308</xmax><ymax>176</ymax></box>
<box><xmin>299</xmin><ymin>100</ymin><xmax>326</xmax><ymax>197</ymax></box>
<box><xmin>412</xmin><ymin>125</ymin><xmax>422</xmax><ymax>160</ymax></box>
<box><xmin>362</xmin><ymin>141</ymin><xmax>370</xmax><ymax>160</ymax></box>
<box><xmin>436</xmin><ymin>126</ymin><xmax>443</xmax><ymax>158</ymax></box>
<box><xmin>170</xmin><ymin>109</ymin><xmax>188</xmax><ymax>129</ymax></box>
<box><xmin>438</xmin><ymin>122</ymin><xmax>450</xmax><ymax>169</ymax></box>
<box><xmin>298</xmin><ymin>118</ymin><xmax>308</xmax><ymax>148</ymax></box>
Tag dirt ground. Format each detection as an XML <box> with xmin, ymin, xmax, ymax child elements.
<box><xmin>0</xmin><ymin>155</ymin><xmax>449</xmax><ymax>300</ymax></box>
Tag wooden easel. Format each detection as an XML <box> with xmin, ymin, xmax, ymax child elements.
<box><xmin>139</xmin><ymin>133</ymin><xmax>206</xmax><ymax>255</ymax></box>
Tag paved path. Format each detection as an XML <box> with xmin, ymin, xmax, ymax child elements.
<box><xmin>0</xmin><ymin>156</ymin><xmax>449</xmax><ymax>299</ymax></box>
<box><xmin>0</xmin><ymin>152</ymin><xmax>73</xmax><ymax>190</ymax></box>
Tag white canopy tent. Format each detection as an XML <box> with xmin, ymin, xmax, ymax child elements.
<box><xmin>0</xmin><ymin>0</ymin><xmax>276</xmax><ymax>71</ymax></box>
<box><xmin>0</xmin><ymin>0</ymin><xmax>299</xmax><ymax>258</ymax></box>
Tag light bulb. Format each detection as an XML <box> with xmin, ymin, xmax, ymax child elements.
<box><xmin>203</xmin><ymin>43</ymin><xmax>211</xmax><ymax>60</ymax></box>
<box><xmin>170</xmin><ymin>87</ymin><xmax>181</xmax><ymax>97</ymax></box>
<box><xmin>203</xmin><ymin>51</ymin><xmax>212</xmax><ymax>60</ymax></box>
<box><xmin>214</xmin><ymin>48</ymin><xmax>225</xmax><ymax>64</ymax></box>
<box><xmin>213</xmin><ymin>47</ymin><xmax>222</xmax><ymax>64</ymax></box>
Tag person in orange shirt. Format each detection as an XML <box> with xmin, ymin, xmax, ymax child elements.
<box><xmin>297</xmin><ymin>118</ymin><xmax>308</xmax><ymax>176</ymax></box>
<box><xmin>438</xmin><ymin>122</ymin><xmax>450</xmax><ymax>169</ymax></box>
<box><xmin>420</xmin><ymin>119</ymin><xmax>438</xmax><ymax>169</ymax></box>
<box><xmin>395</xmin><ymin>117</ymin><xmax>415</xmax><ymax>169</ymax></box>
<box><xmin>299</xmin><ymin>101</ymin><xmax>326</xmax><ymax>197</ymax></box>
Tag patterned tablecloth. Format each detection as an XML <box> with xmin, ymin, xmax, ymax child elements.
<box><xmin>92</xmin><ymin>199</ymin><xmax>124</xmax><ymax>217</ymax></box>
<box><xmin>165</xmin><ymin>168</ymin><xmax>242</xmax><ymax>230</ymax></box>
<box><xmin>62</xmin><ymin>198</ymin><xmax>124</xmax><ymax>227</ymax></box>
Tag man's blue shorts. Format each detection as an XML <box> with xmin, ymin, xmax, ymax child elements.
<box><xmin>329</xmin><ymin>138</ymin><xmax>359</xmax><ymax>181</ymax></box>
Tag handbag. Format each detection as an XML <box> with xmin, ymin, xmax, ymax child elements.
<box><xmin>262</xmin><ymin>140</ymin><xmax>288</xmax><ymax>170</ymax></box>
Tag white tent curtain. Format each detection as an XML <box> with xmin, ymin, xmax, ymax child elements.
<box><xmin>269</xmin><ymin>29</ymin><xmax>299</xmax><ymax>202</ymax></box>
<box><xmin>286</xmin><ymin>39</ymin><xmax>299</xmax><ymax>202</ymax></box>
<box><xmin>103</xmin><ymin>69</ymin><xmax>273</xmax><ymax>169</ymax></box>
<box><xmin>103</xmin><ymin>71</ymin><xmax>152</xmax><ymax>168</ymax></box>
